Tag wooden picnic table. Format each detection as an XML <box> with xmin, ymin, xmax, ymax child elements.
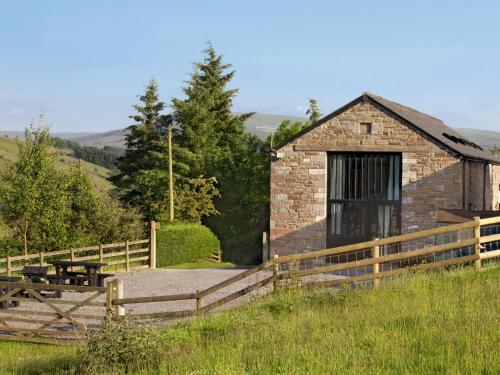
<box><xmin>49</xmin><ymin>260</ymin><xmax>109</xmax><ymax>288</ymax></box>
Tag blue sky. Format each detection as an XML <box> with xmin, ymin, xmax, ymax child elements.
<box><xmin>1</xmin><ymin>0</ymin><xmax>499</xmax><ymax>133</ymax></box>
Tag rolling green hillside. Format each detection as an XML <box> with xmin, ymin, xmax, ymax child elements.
<box><xmin>0</xmin><ymin>136</ymin><xmax>113</xmax><ymax>192</ymax></box>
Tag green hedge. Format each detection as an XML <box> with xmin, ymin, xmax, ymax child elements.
<box><xmin>156</xmin><ymin>222</ymin><xmax>221</xmax><ymax>267</ymax></box>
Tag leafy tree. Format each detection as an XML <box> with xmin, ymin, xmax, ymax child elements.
<box><xmin>204</xmin><ymin>133</ymin><xmax>269</xmax><ymax>263</ymax></box>
<box><xmin>306</xmin><ymin>98</ymin><xmax>321</xmax><ymax>123</ymax></box>
<box><xmin>1</xmin><ymin>120</ymin><xmax>70</xmax><ymax>254</ymax></box>
<box><xmin>270</xmin><ymin>120</ymin><xmax>306</xmax><ymax>148</ymax></box>
<box><xmin>0</xmin><ymin>122</ymin><xmax>145</xmax><ymax>256</ymax></box>
<box><xmin>269</xmin><ymin>98</ymin><xmax>321</xmax><ymax>148</ymax></box>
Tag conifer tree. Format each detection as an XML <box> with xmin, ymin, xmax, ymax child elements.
<box><xmin>110</xmin><ymin>79</ymin><xmax>172</xmax><ymax>215</ymax></box>
<box><xmin>172</xmin><ymin>43</ymin><xmax>253</xmax><ymax>175</ymax></box>
<box><xmin>111</xmin><ymin>78</ymin><xmax>219</xmax><ymax>221</ymax></box>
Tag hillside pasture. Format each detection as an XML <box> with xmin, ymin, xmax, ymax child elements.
<box><xmin>0</xmin><ymin>136</ymin><xmax>113</xmax><ymax>192</ymax></box>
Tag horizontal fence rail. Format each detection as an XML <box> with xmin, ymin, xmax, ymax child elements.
<box><xmin>1</xmin><ymin>218</ymin><xmax>498</xmax><ymax>344</ymax></box>
<box><xmin>110</xmin><ymin>216</ymin><xmax>500</xmax><ymax>323</ymax></box>
<box><xmin>0</xmin><ymin>239</ymin><xmax>152</xmax><ymax>276</ymax></box>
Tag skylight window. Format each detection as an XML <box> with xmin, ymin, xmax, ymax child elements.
<box><xmin>442</xmin><ymin>133</ymin><xmax>483</xmax><ymax>150</ymax></box>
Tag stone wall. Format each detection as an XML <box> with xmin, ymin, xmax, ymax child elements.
<box><xmin>270</xmin><ymin>100</ymin><xmax>464</xmax><ymax>256</ymax></box>
<box><xmin>490</xmin><ymin>164</ymin><xmax>500</xmax><ymax>210</ymax></box>
<box><xmin>467</xmin><ymin>161</ymin><xmax>486</xmax><ymax>210</ymax></box>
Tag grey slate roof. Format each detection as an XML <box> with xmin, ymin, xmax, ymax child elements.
<box><xmin>275</xmin><ymin>92</ymin><xmax>500</xmax><ymax>164</ymax></box>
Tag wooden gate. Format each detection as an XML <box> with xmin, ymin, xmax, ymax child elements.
<box><xmin>0</xmin><ymin>282</ymin><xmax>107</xmax><ymax>344</ymax></box>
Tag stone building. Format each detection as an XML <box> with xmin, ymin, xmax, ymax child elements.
<box><xmin>269</xmin><ymin>93</ymin><xmax>500</xmax><ymax>256</ymax></box>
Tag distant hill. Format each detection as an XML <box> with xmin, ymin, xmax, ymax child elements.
<box><xmin>0</xmin><ymin>130</ymin><xmax>93</xmax><ymax>140</ymax></box>
<box><xmin>62</xmin><ymin>113</ymin><xmax>306</xmax><ymax>148</ymax></box>
<box><xmin>66</xmin><ymin>129</ymin><xmax>126</xmax><ymax>148</ymax></box>
<box><xmin>2</xmin><ymin>113</ymin><xmax>499</xmax><ymax>152</ymax></box>
<box><xmin>0</xmin><ymin>136</ymin><xmax>113</xmax><ymax>191</ymax></box>
<box><xmin>454</xmin><ymin>128</ymin><xmax>500</xmax><ymax>150</ymax></box>
<box><xmin>62</xmin><ymin>113</ymin><xmax>307</xmax><ymax>148</ymax></box>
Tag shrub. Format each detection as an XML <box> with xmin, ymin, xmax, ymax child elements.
<box><xmin>79</xmin><ymin>321</ymin><xmax>163</xmax><ymax>374</ymax></box>
<box><xmin>157</xmin><ymin>221</ymin><xmax>221</xmax><ymax>266</ymax></box>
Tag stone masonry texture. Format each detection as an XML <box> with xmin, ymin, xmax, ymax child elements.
<box><xmin>270</xmin><ymin>101</ymin><xmax>498</xmax><ymax>256</ymax></box>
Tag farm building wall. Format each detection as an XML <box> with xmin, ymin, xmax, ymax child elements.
<box><xmin>270</xmin><ymin>101</ymin><xmax>465</xmax><ymax>256</ymax></box>
<box><xmin>491</xmin><ymin>164</ymin><xmax>500</xmax><ymax>210</ymax></box>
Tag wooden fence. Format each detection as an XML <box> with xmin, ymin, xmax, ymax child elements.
<box><xmin>0</xmin><ymin>217</ymin><xmax>499</xmax><ymax>344</ymax></box>
<box><xmin>110</xmin><ymin>216</ymin><xmax>500</xmax><ymax>321</ymax></box>
<box><xmin>0</xmin><ymin>282</ymin><xmax>107</xmax><ymax>344</ymax></box>
<box><xmin>0</xmin><ymin>221</ymin><xmax>159</xmax><ymax>276</ymax></box>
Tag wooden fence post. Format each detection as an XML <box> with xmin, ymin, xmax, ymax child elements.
<box><xmin>372</xmin><ymin>239</ymin><xmax>380</xmax><ymax>288</ymax></box>
<box><xmin>113</xmin><ymin>279</ymin><xmax>124</xmax><ymax>320</ymax></box>
<box><xmin>99</xmin><ymin>243</ymin><xmax>104</xmax><ymax>264</ymax></box>
<box><xmin>39</xmin><ymin>251</ymin><xmax>44</xmax><ymax>267</ymax></box>
<box><xmin>125</xmin><ymin>240</ymin><xmax>130</xmax><ymax>272</ymax></box>
<box><xmin>262</xmin><ymin>231</ymin><xmax>269</xmax><ymax>262</ymax></box>
<box><xmin>106</xmin><ymin>281</ymin><xmax>113</xmax><ymax>321</ymax></box>
<box><xmin>273</xmin><ymin>254</ymin><xmax>279</xmax><ymax>292</ymax></box>
<box><xmin>6</xmin><ymin>256</ymin><xmax>11</xmax><ymax>276</ymax></box>
<box><xmin>70</xmin><ymin>248</ymin><xmax>75</xmax><ymax>271</ymax></box>
<box><xmin>149</xmin><ymin>221</ymin><xmax>157</xmax><ymax>269</ymax></box>
<box><xmin>473</xmin><ymin>216</ymin><xmax>481</xmax><ymax>272</ymax></box>
<box><xmin>106</xmin><ymin>279</ymin><xmax>124</xmax><ymax>321</ymax></box>
<box><xmin>196</xmin><ymin>290</ymin><xmax>204</xmax><ymax>315</ymax></box>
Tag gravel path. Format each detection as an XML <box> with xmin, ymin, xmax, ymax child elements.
<box><xmin>0</xmin><ymin>267</ymin><xmax>344</xmax><ymax>335</ymax></box>
<box><xmin>111</xmin><ymin>267</ymin><xmax>273</xmax><ymax>315</ymax></box>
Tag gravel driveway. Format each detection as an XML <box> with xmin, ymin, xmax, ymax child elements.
<box><xmin>111</xmin><ymin>267</ymin><xmax>273</xmax><ymax>315</ymax></box>
<box><xmin>0</xmin><ymin>267</ymin><xmax>343</xmax><ymax>334</ymax></box>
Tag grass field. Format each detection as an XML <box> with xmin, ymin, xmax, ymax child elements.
<box><xmin>0</xmin><ymin>136</ymin><xmax>113</xmax><ymax>192</ymax></box>
<box><xmin>0</xmin><ymin>266</ymin><xmax>498</xmax><ymax>374</ymax></box>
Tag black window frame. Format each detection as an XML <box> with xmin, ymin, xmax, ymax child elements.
<box><xmin>327</xmin><ymin>152</ymin><xmax>402</xmax><ymax>247</ymax></box>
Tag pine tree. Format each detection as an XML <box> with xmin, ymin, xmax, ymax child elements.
<box><xmin>110</xmin><ymin>79</ymin><xmax>172</xmax><ymax>215</ymax></box>
<box><xmin>110</xmin><ymin>78</ymin><xmax>220</xmax><ymax>221</ymax></box>
<box><xmin>172</xmin><ymin>43</ymin><xmax>253</xmax><ymax>175</ymax></box>
<box><xmin>172</xmin><ymin>44</ymin><xmax>274</xmax><ymax>263</ymax></box>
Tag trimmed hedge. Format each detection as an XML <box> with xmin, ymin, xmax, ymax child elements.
<box><xmin>156</xmin><ymin>222</ymin><xmax>221</xmax><ymax>267</ymax></box>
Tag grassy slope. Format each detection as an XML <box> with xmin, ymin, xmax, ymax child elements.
<box><xmin>0</xmin><ymin>136</ymin><xmax>113</xmax><ymax>192</ymax></box>
<box><xmin>0</xmin><ymin>266</ymin><xmax>499</xmax><ymax>374</ymax></box>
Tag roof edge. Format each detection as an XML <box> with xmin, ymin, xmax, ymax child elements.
<box><xmin>272</xmin><ymin>94</ymin><xmax>365</xmax><ymax>151</ymax></box>
<box><xmin>272</xmin><ymin>92</ymin><xmax>500</xmax><ymax>165</ymax></box>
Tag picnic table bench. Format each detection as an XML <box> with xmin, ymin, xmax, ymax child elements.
<box><xmin>0</xmin><ymin>276</ymin><xmax>22</xmax><ymax>308</ymax></box>
<box><xmin>49</xmin><ymin>260</ymin><xmax>112</xmax><ymax>288</ymax></box>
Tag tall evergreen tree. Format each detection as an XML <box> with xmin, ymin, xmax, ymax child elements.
<box><xmin>172</xmin><ymin>43</ymin><xmax>253</xmax><ymax>175</ymax></box>
<box><xmin>172</xmin><ymin>44</ymin><xmax>273</xmax><ymax>263</ymax></box>
<box><xmin>110</xmin><ymin>79</ymin><xmax>172</xmax><ymax>216</ymax></box>
<box><xmin>111</xmin><ymin>78</ymin><xmax>219</xmax><ymax>221</ymax></box>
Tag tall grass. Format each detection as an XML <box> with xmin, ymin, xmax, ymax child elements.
<box><xmin>0</xmin><ymin>266</ymin><xmax>499</xmax><ymax>374</ymax></box>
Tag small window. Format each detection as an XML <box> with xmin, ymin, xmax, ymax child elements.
<box><xmin>360</xmin><ymin>122</ymin><xmax>372</xmax><ymax>134</ymax></box>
